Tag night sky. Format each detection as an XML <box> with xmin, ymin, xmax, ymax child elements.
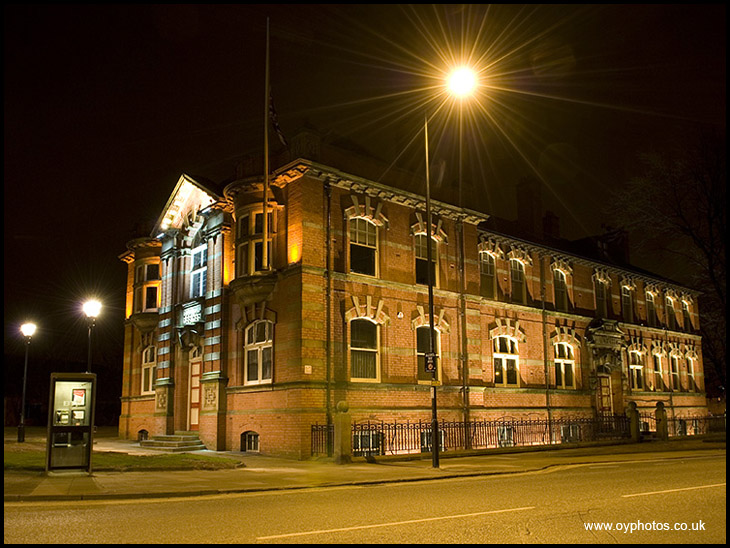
<box><xmin>3</xmin><ymin>5</ymin><xmax>725</xmax><ymax>415</ymax></box>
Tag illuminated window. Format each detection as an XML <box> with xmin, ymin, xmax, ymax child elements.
<box><xmin>415</xmin><ymin>234</ymin><xmax>438</xmax><ymax>287</ymax></box>
<box><xmin>141</xmin><ymin>346</ymin><xmax>156</xmax><ymax>395</ymax></box>
<box><xmin>665</xmin><ymin>296</ymin><xmax>676</xmax><ymax>330</ymax></box>
<box><xmin>554</xmin><ymin>343</ymin><xmax>575</xmax><ymax>389</ymax></box>
<box><xmin>133</xmin><ymin>261</ymin><xmax>161</xmax><ymax>313</ymax></box>
<box><xmin>681</xmin><ymin>300</ymin><xmax>692</xmax><ymax>331</ymax></box>
<box><xmin>646</xmin><ymin>292</ymin><xmax>656</xmax><ymax>327</ymax></box>
<box><xmin>652</xmin><ymin>354</ymin><xmax>664</xmax><ymax>391</ymax></box>
<box><xmin>621</xmin><ymin>286</ymin><xmax>633</xmax><ymax>323</ymax></box>
<box><xmin>510</xmin><ymin>260</ymin><xmax>526</xmax><ymax>304</ymax></box>
<box><xmin>190</xmin><ymin>245</ymin><xmax>207</xmax><ymax>299</ymax></box>
<box><xmin>350</xmin><ymin>319</ymin><xmax>379</xmax><ymax>380</ymax></box>
<box><xmin>554</xmin><ymin>269</ymin><xmax>568</xmax><ymax>311</ymax></box>
<box><xmin>244</xmin><ymin>320</ymin><xmax>273</xmax><ymax>385</ymax></box>
<box><xmin>349</xmin><ymin>218</ymin><xmax>378</xmax><ymax>276</ymax></box>
<box><xmin>416</xmin><ymin>326</ymin><xmax>440</xmax><ymax>382</ymax></box>
<box><xmin>479</xmin><ymin>252</ymin><xmax>496</xmax><ymax>299</ymax></box>
<box><xmin>628</xmin><ymin>351</ymin><xmax>644</xmax><ymax>391</ymax></box>
<box><xmin>236</xmin><ymin>210</ymin><xmax>274</xmax><ymax>276</ymax></box>
<box><xmin>670</xmin><ymin>355</ymin><xmax>680</xmax><ymax>390</ymax></box>
<box><xmin>494</xmin><ymin>336</ymin><xmax>519</xmax><ymax>387</ymax></box>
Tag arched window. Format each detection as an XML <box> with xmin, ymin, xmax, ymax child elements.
<box><xmin>350</xmin><ymin>318</ymin><xmax>379</xmax><ymax>381</ymax></box>
<box><xmin>414</xmin><ymin>234</ymin><xmax>438</xmax><ymax>287</ymax></box>
<box><xmin>494</xmin><ymin>336</ymin><xmax>519</xmax><ymax>387</ymax></box>
<box><xmin>244</xmin><ymin>320</ymin><xmax>273</xmax><ymax>385</ymax></box>
<box><xmin>416</xmin><ymin>326</ymin><xmax>440</xmax><ymax>382</ymax></box>
<box><xmin>629</xmin><ymin>351</ymin><xmax>644</xmax><ymax>391</ymax></box>
<box><xmin>349</xmin><ymin>218</ymin><xmax>378</xmax><ymax>276</ymax></box>
<box><xmin>141</xmin><ymin>346</ymin><xmax>156</xmax><ymax>395</ymax></box>
<box><xmin>241</xmin><ymin>431</ymin><xmax>260</xmax><ymax>452</ymax></box>
<box><xmin>621</xmin><ymin>286</ymin><xmax>634</xmax><ymax>323</ymax></box>
<box><xmin>510</xmin><ymin>260</ymin><xmax>526</xmax><ymax>304</ymax></box>
<box><xmin>554</xmin><ymin>342</ymin><xmax>575</xmax><ymax>389</ymax></box>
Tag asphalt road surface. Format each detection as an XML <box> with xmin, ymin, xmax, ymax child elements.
<box><xmin>4</xmin><ymin>453</ymin><xmax>725</xmax><ymax>543</ymax></box>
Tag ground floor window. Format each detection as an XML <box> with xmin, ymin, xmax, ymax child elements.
<box><xmin>241</xmin><ymin>431</ymin><xmax>259</xmax><ymax>452</ymax></box>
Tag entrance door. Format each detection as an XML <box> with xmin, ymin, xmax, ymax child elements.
<box><xmin>188</xmin><ymin>347</ymin><xmax>202</xmax><ymax>431</ymax></box>
<box><xmin>597</xmin><ymin>374</ymin><xmax>613</xmax><ymax>415</ymax></box>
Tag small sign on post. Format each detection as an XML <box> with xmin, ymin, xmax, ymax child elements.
<box><xmin>424</xmin><ymin>352</ymin><xmax>437</xmax><ymax>373</ymax></box>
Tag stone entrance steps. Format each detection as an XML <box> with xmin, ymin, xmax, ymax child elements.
<box><xmin>139</xmin><ymin>431</ymin><xmax>207</xmax><ymax>452</ymax></box>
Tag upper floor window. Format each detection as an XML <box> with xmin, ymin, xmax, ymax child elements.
<box><xmin>350</xmin><ymin>318</ymin><xmax>379</xmax><ymax>381</ymax></box>
<box><xmin>681</xmin><ymin>300</ymin><xmax>692</xmax><ymax>331</ymax></box>
<box><xmin>141</xmin><ymin>346</ymin><xmax>156</xmax><ymax>395</ymax></box>
<box><xmin>244</xmin><ymin>320</ymin><xmax>273</xmax><ymax>385</ymax></box>
<box><xmin>665</xmin><ymin>296</ymin><xmax>676</xmax><ymax>330</ymax></box>
<box><xmin>621</xmin><ymin>286</ymin><xmax>633</xmax><ymax>323</ymax></box>
<box><xmin>349</xmin><ymin>218</ymin><xmax>378</xmax><ymax>276</ymax></box>
<box><xmin>493</xmin><ymin>336</ymin><xmax>519</xmax><ymax>387</ymax></box>
<box><xmin>510</xmin><ymin>260</ymin><xmax>526</xmax><ymax>305</ymax></box>
<box><xmin>415</xmin><ymin>234</ymin><xmax>438</xmax><ymax>287</ymax></box>
<box><xmin>237</xmin><ymin>209</ymin><xmax>274</xmax><ymax>276</ymax></box>
<box><xmin>190</xmin><ymin>245</ymin><xmax>207</xmax><ymax>299</ymax></box>
<box><xmin>416</xmin><ymin>326</ymin><xmax>440</xmax><ymax>382</ymax></box>
<box><xmin>646</xmin><ymin>292</ymin><xmax>657</xmax><ymax>327</ymax></box>
<box><xmin>554</xmin><ymin>269</ymin><xmax>568</xmax><ymax>312</ymax></box>
<box><xmin>687</xmin><ymin>357</ymin><xmax>697</xmax><ymax>392</ymax></box>
<box><xmin>554</xmin><ymin>342</ymin><xmax>575</xmax><ymax>389</ymax></box>
<box><xmin>133</xmin><ymin>261</ymin><xmax>161</xmax><ymax>313</ymax></box>
<box><xmin>628</xmin><ymin>351</ymin><xmax>644</xmax><ymax>391</ymax></box>
<box><xmin>479</xmin><ymin>252</ymin><xmax>496</xmax><ymax>299</ymax></box>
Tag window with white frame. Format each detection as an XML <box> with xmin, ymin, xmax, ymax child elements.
<box><xmin>670</xmin><ymin>355</ymin><xmax>680</xmax><ymax>390</ymax></box>
<box><xmin>554</xmin><ymin>342</ymin><xmax>575</xmax><ymax>389</ymax></box>
<box><xmin>350</xmin><ymin>318</ymin><xmax>379</xmax><ymax>381</ymax></box>
<box><xmin>190</xmin><ymin>245</ymin><xmax>207</xmax><ymax>299</ymax></box>
<box><xmin>621</xmin><ymin>286</ymin><xmax>634</xmax><ymax>323</ymax></box>
<box><xmin>349</xmin><ymin>218</ymin><xmax>378</xmax><ymax>276</ymax></box>
<box><xmin>628</xmin><ymin>351</ymin><xmax>644</xmax><ymax>390</ymax></box>
<box><xmin>141</xmin><ymin>346</ymin><xmax>156</xmax><ymax>395</ymax></box>
<box><xmin>236</xmin><ymin>209</ymin><xmax>274</xmax><ymax>276</ymax></box>
<box><xmin>244</xmin><ymin>320</ymin><xmax>273</xmax><ymax>385</ymax></box>
<box><xmin>554</xmin><ymin>269</ymin><xmax>568</xmax><ymax>311</ymax></box>
<box><xmin>133</xmin><ymin>261</ymin><xmax>161</xmax><ymax>313</ymax></box>
<box><xmin>416</xmin><ymin>326</ymin><xmax>440</xmax><ymax>382</ymax></box>
<box><xmin>687</xmin><ymin>357</ymin><xmax>696</xmax><ymax>392</ymax></box>
<box><xmin>665</xmin><ymin>296</ymin><xmax>676</xmax><ymax>330</ymax></box>
<box><xmin>652</xmin><ymin>354</ymin><xmax>664</xmax><ymax>391</ymax></box>
<box><xmin>510</xmin><ymin>260</ymin><xmax>526</xmax><ymax>304</ymax></box>
<box><xmin>646</xmin><ymin>292</ymin><xmax>656</xmax><ymax>327</ymax></box>
<box><xmin>414</xmin><ymin>234</ymin><xmax>438</xmax><ymax>287</ymax></box>
<box><xmin>479</xmin><ymin>252</ymin><xmax>496</xmax><ymax>299</ymax></box>
<box><xmin>681</xmin><ymin>300</ymin><xmax>692</xmax><ymax>331</ymax></box>
<box><xmin>494</xmin><ymin>336</ymin><xmax>519</xmax><ymax>387</ymax></box>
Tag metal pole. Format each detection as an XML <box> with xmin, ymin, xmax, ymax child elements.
<box><xmin>18</xmin><ymin>336</ymin><xmax>30</xmax><ymax>443</ymax></box>
<box><xmin>262</xmin><ymin>17</ymin><xmax>270</xmax><ymax>271</ymax></box>
<box><xmin>87</xmin><ymin>319</ymin><xmax>94</xmax><ymax>373</ymax></box>
<box><xmin>425</xmin><ymin>116</ymin><xmax>439</xmax><ymax>468</ymax></box>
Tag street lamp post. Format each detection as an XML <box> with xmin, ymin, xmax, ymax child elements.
<box><xmin>83</xmin><ymin>300</ymin><xmax>102</xmax><ymax>373</ymax></box>
<box><xmin>18</xmin><ymin>322</ymin><xmax>36</xmax><ymax>443</ymax></box>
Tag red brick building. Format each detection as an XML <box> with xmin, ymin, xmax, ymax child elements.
<box><xmin>118</xmin><ymin>134</ymin><xmax>707</xmax><ymax>458</ymax></box>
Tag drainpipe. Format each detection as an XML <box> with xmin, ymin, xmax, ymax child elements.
<box><xmin>325</xmin><ymin>179</ymin><xmax>333</xmax><ymax>456</ymax></box>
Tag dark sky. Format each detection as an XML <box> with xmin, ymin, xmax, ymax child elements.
<box><xmin>4</xmin><ymin>5</ymin><xmax>725</xmax><ymax>386</ymax></box>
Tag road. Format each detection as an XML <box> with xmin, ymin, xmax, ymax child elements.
<box><xmin>4</xmin><ymin>453</ymin><xmax>725</xmax><ymax>543</ymax></box>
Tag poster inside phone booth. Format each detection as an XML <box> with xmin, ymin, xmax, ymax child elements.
<box><xmin>45</xmin><ymin>372</ymin><xmax>96</xmax><ymax>473</ymax></box>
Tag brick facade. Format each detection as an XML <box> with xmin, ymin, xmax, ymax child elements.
<box><xmin>118</xmin><ymin>151</ymin><xmax>707</xmax><ymax>459</ymax></box>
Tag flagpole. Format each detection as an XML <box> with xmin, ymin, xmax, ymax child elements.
<box><xmin>262</xmin><ymin>17</ymin><xmax>270</xmax><ymax>271</ymax></box>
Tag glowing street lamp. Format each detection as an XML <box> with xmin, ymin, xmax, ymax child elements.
<box><xmin>18</xmin><ymin>322</ymin><xmax>37</xmax><ymax>442</ymax></box>
<box><xmin>425</xmin><ymin>65</ymin><xmax>479</xmax><ymax>468</ymax></box>
<box><xmin>83</xmin><ymin>300</ymin><xmax>101</xmax><ymax>373</ymax></box>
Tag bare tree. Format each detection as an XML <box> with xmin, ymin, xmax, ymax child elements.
<box><xmin>609</xmin><ymin>129</ymin><xmax>726</xmax><ymax>395</ymax></box>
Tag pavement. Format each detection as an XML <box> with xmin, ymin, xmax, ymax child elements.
<box><xmin>4</xmin><ymin>435</ymin><xmax>725</xmax><ymax>502</ymax></box>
